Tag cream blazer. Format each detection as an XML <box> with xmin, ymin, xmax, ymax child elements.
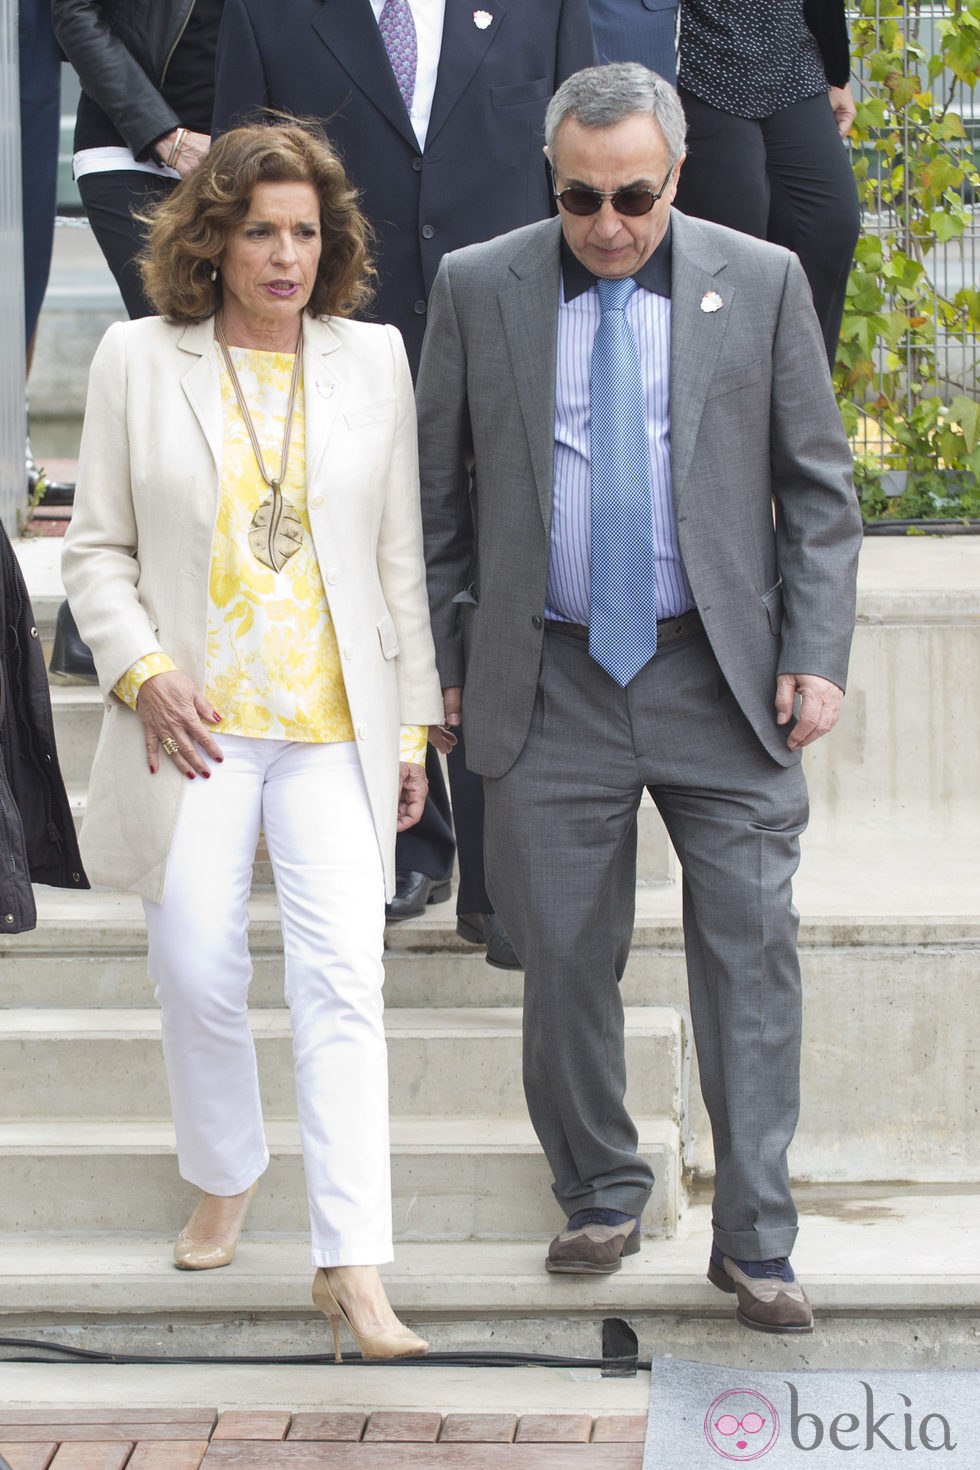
<box><xmin>62</xmin><ymin>313</ymin><xmax>444</xmax><ymax>902</ymax></box>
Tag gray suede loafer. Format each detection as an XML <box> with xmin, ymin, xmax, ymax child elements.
<box><xmin>708</xmin><ymin>1246</ymin><xmax>813</xmax><ymax>1334</ymax></box>
<box><xmin>546</xmin><ymin>1208</ymin><xmax>641</xmax><ymax>1274</ymax></box>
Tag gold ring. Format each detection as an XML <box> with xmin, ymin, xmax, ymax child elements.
<box><xmin>162</xmin><ymin>738</ymin><xmax>179</xmax><ymax>757</ymax></box>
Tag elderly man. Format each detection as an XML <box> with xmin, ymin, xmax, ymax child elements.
<box><xmin>417</xmin><ymin>63</ymin><xmax>862</xmax><ymax>1334</ymax></box>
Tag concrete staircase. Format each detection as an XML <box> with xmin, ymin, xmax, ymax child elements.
<box><xmin>3</xmin><ymin>533</ymin><xmax>979</xmax><ymax>1370</ymax></box>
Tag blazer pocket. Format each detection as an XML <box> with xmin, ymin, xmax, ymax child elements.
<box><xmin>641</xmin><ymin>0</ymin><xmax>677</xmax><ymax>10</ymax></box>
<box><xmin>345</xmin><ymin>398</ymin><xmax>396</xmax><ymax>430</ymax></box>
<box><xmin>706</xmin><ymin>359</ymin><xmax>763</xmax><ymax>400</ymax></box>
<box><xmin>491</xmin><ymin>77</ymin><xmax>550</xmax><ymax>108</ymax></box>
<box><xmin>761</xmin><ymin>579</ymin><xmax>784</xmax><ymax>635</ymax></box>
<box><xmin>377</xmin><ymin>613</ymin><xmax>400</xmax><ymax>660</ymax></box>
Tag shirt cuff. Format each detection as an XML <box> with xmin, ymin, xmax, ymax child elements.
<box><xmin>399</xmin><ymin>723</ymin><xmax>428</xmax><ymax>766</ymax></box>
<box><xmin>114</xmin><ymin>652</ymin><xmax>177</xmax><ymax>710</ymax></box>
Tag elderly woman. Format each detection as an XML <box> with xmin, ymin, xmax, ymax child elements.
<box><xmin>62</xmin><ymin>123</ymin><xmax>444</xmax><ymax>1361</ymax></box>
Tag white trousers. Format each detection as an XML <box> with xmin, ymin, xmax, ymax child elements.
<box><xmin>143</xmin><ymin>734</ymin><xmax>392</xmax><ymax>1266</ymax></box>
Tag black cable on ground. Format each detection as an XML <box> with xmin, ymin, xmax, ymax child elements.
<box><xmin>0</xmin><ymin>1320</ymin><xmax>647</xmax><ymax>1375</ymax></box>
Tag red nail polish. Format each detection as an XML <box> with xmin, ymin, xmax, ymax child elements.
<box><xmin>187</xmin><ymin>772</ymin><xmax>195</xmax><ymax>780</ymax></box>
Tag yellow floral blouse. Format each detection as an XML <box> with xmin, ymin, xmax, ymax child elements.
<box><xmin>115</xmin><ymin>344</ymin><xmax>427</xmax><ymax>765</ymax></box>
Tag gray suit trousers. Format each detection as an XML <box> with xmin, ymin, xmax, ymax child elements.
<box><xmin>483</xmin><ymin>621</ymin><xmax>809</xmax><ymax>1260</ymax></box>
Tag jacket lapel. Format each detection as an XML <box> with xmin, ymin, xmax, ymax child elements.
<box><xmin>311</xmin><ymin>0</ymin><xmax>418</xmax><ymax>150</ymax></box>
<box><xmin>178</xmin><ymin>319</ymin><xmax>223</xmax><ymax>478</ymax></box>
<box><xmin>668</xmin><ymin>210</ymin><xmax>735</xmax><ymax>508</ymax></box>
<box><xmin>301</xmin><ymin>316</ymin><xmax>346</xmax><ymax>496</ymax></box>
<box><xmin>427</xmin><ymin>0</ymin><xmax>506</xmax><ymax>148</ymax></box>
<box><xmin>498</xmin><ymin>220</ymin><xmax>561</xmax><ymax>534</ymax></box>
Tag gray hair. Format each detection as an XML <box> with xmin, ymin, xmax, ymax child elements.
<box><xmin>544</xmin><ymin>63</ymin><xmax>687</xmax><ymax>168</ymax></box>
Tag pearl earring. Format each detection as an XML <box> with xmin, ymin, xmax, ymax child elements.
<box><xmin>210</xmin><ymin>267</ymin><xmax>218</xmax><ymax>282</ymax></box>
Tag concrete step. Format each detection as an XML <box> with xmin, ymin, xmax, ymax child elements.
<box><xmin>5</xmin><ymin>864</ymin><xmax>980</xmax><ymax>1188</ymax></box>
<box><xmin>1</xmin><ymin>1185</ymin><xmax>977</xmax><ymax>1367</ymax></box>
<box><xmin>0</xmin><ymin>1006</ymin><xmax>684</xmax><ymax>1124</ymax></box>
<box><xmin>48</xmin><ymin>684</ymin><xmax>103</xmax><ymax>788</ymax></box>
<box><xmin>0</xmin><ymin>1117</ymin><xmax>681</xmax><ymax>1238</ymax></box>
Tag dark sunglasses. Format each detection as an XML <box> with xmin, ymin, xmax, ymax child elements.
<box><xmin>553</xmin><ymin>167</ymin><xmax>674</xmax><ymax>217</ymax></box>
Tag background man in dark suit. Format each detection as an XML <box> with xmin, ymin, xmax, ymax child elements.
<box><xmin>589</xmin><ymin>0</ymin><xmax>677</xmax><ymax>83</ymax></box>
<box><xmin>213</xmin><ymin>0</ymin><xmax>596</xmax><ymax>943</ymax></box>
<box><xmin>417</xmin><ymin>63</ymin><xmax>863</xmax><ymax>1333</ymax></box>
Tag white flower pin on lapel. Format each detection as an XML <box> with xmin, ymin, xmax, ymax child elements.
<box><xmin>314</xmin><ymin>378</ymin><xmax>335</xmax><ymax>399</ymax></box>
<box><xmin>473</xmin><ymin>9</ymin><xmax>493</xmax><ymax>28</ymax></box>
<box><xmin>700</xmin><ymin>290</ymin><xmax>724</xmax><ymax>314</ymax></box>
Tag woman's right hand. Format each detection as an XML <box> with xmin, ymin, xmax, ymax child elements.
<box><xmin>154</xmin><ymin>128</ymin><xmax>211</xmax><ymax>178</ymax></box>
<box><xmin>137</xmin><ymin>670</ymin><xmax>223</xmax><ymax>777</ymax></box>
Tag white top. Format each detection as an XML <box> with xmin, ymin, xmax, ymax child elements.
<box><xmin>369</xmin><ymin>0</ymin><xmax>447</xmax><ymax>148</ymax></box>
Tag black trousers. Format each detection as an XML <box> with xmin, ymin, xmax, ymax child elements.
<box><xmin>78</xmin><ymin>169</ymin><xmax>176</xmax><ymax>320</ymax></box>
<box><xmin>674</xmin><ymin>89</ymin><xmax>860</xmax><ymax>365</ymax></box>
<box><xmin>394</xmin><ymin>736</ymin><xmax>493</xmax><ymax>914</ymax></box>
<box><xmin>20</xmin><ymin>0</ymin><xmax>61</xmax><ymax>347</ymax></box>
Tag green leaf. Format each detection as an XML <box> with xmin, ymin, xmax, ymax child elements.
<box><xmin>949</xmin><ymin>397</ymin><xmax>980</xmax><ymax>454</ymax></box>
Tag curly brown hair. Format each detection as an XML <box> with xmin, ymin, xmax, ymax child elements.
<box><xmin>140</xmin><ymin>121</ymin><xmax>375</xmax><ymax>323</ymax></box>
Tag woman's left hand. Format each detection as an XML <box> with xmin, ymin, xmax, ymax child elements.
<box><xmin>828</xmin><ymin>83</ymin><xmax>856</xmax><ymax>139</ymax></box>
<box><xmin>396</xmin><ymin>761</ymin><xmax>428</xmax><ymax>831</ymax></box>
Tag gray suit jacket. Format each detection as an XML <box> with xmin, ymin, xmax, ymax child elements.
<box><xmin>417</xmin><ymin>210</ymin><xmax>862</xmax><ymax>776</ymax></box>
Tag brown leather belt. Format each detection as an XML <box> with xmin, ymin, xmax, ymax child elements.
<box><xmin>544</xmin><ymin>609</ymin><xmax>702</xmax><ymax>649</ymax></box>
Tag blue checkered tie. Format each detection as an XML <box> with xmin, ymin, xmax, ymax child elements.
<box><xmin>589</xmin><ymin>277</ymin><xmax>658</xmax><ymax>686</ymax></box>
<box><xmin>378</xmin><ymin>0</ymin><xmax>418</xmax><ymax>112</ymax></box>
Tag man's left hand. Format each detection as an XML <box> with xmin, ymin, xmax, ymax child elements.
<box><xmin>775</xmin><ymin>673</ymin><xmax>844</xmax><ymax>750</ymax></box>
<box><xmin>397</xmin><ymin>761</ymin><xmax>428</xmax><ymax>830</ymax></box>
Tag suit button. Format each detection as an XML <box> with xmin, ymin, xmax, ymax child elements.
<box><xmin>357</xmin><ymin>723</ymin><xmax>369</xmax><ymax>740</ymax></box>
<box><xmin>412</xmin><ymin>156</ymin><xmax>422</xmax><ymax>171</ymax></box>
<box><xmin>309</xmin><ymin>493</ymin><xmax>324</xmax><ymax>509</ymax></box>
<box><xmin>421</xmin><ymin>224</ymin><xmax>435</xmax><ymax>239</ymax></box>
<box><xmin>413</xmin><ymin>300</ymin><xmax>427</xmax><ymax>315</ymax></box>
<box><xmin>326</xmin><ymin>567</ymin><xmax>340</xmax><ymax>584</ymax></box>
<box><xmin>531</xmin><ymin>615</ymin><xmax>543</xmax><ymax>630</ymax></box>
<box><xmin>344</xmin><ymin>643</ymin><xmax>354</xmax><ymax>659</ymax></box>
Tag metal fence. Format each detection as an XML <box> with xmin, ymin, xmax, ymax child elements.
<box><xmin>847</xmin><ymin>2</ymin><xmax>980</xmax><ymax>474</ymax></box>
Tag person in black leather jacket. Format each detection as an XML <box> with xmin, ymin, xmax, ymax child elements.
<box><xmin>0</xmin><ymin>523</ymin><xmax>88</xmax><ymax>933</ymax></box>
<box><xmin>53</xmin><ymin>0</ymin><xmax>222</xmax><ymax>318</ymax></box>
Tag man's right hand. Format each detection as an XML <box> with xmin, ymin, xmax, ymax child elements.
<box><xmin>442</xmin><ymin>687</ymin><xmax>462</xmax><ymax>727</ymax></box>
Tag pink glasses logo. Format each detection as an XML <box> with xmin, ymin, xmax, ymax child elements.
<box><xmin>704</xmin><ymin>1388</ymin><xmax>780</xmax><ymax>1461</ymax></box>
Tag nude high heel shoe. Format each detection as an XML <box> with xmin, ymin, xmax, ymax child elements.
<box><xmin>173</xmin><ymin>1181</ymin><xmax>259</xmax><ymax>1270</ymax></box>
<box><xmin>312</xmin><ymin>1268</ymin><xmax>429</xmax><ymax>1361</ymax></box>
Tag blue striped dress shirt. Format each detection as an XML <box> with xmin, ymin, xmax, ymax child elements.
<box><xmin>546</xmin><ymin>225</ymin><xmax>695</xmax><ymax>627</ymax></box>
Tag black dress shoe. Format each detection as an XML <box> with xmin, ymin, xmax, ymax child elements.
<box><xmin>49</xmin><ymin>600</ymin><xmax>97</xmax><ymax>683</ymax></box>
<box><xmin>28</xmin><ymin>463</ymin><xmax>75</xmax><ymax>506</ymax></box>
<box><xmin>456</xmin><ymin>911</ymin><xmax>522</xmax><ymax>970</ymax></box>
<box><xmin>385</xmin><ymin>870</ymin><xmax>452</xmax><ymax>922</ymax></box>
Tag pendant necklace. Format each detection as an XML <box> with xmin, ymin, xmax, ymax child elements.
<box><xmin>215</xmin><ymin>314</ymin><xmax>305</xmax><ymax>573</ymax></box>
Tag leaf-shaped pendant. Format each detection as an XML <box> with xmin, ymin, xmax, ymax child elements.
<box><xmin>248</xmin><ymin>482</ymin><xmax>304</xmax><ymax>572</ymax></box>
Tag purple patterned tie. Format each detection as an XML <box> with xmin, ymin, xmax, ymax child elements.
<box><xmin>378</xmin><ymin>0</ymin><xmax>418</xmax><ymax>112</ymax></box>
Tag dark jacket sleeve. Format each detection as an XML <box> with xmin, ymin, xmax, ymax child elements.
<box><xmin>803</xmin><ymin>0</ymin><xmax>851</xmax><ymax>88</ymax></box>
<box><xmin>212</xmin><ymin>0</ymin><xmax>270</xmax><ymax>134</ymax></box>
<box><xmin>0</xmin><ymin>524</ymin><xmax>89</xmax><ymax>933</ymax></box>
<box><xmin>52</xmin><ymin>0</ymin><xmax>180</xmax><ymax>158</ymax></box>
<box><xmin>556</xmin><ymin>0</ymin><xmax>600</xmax><ymax>82</ymax></box>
